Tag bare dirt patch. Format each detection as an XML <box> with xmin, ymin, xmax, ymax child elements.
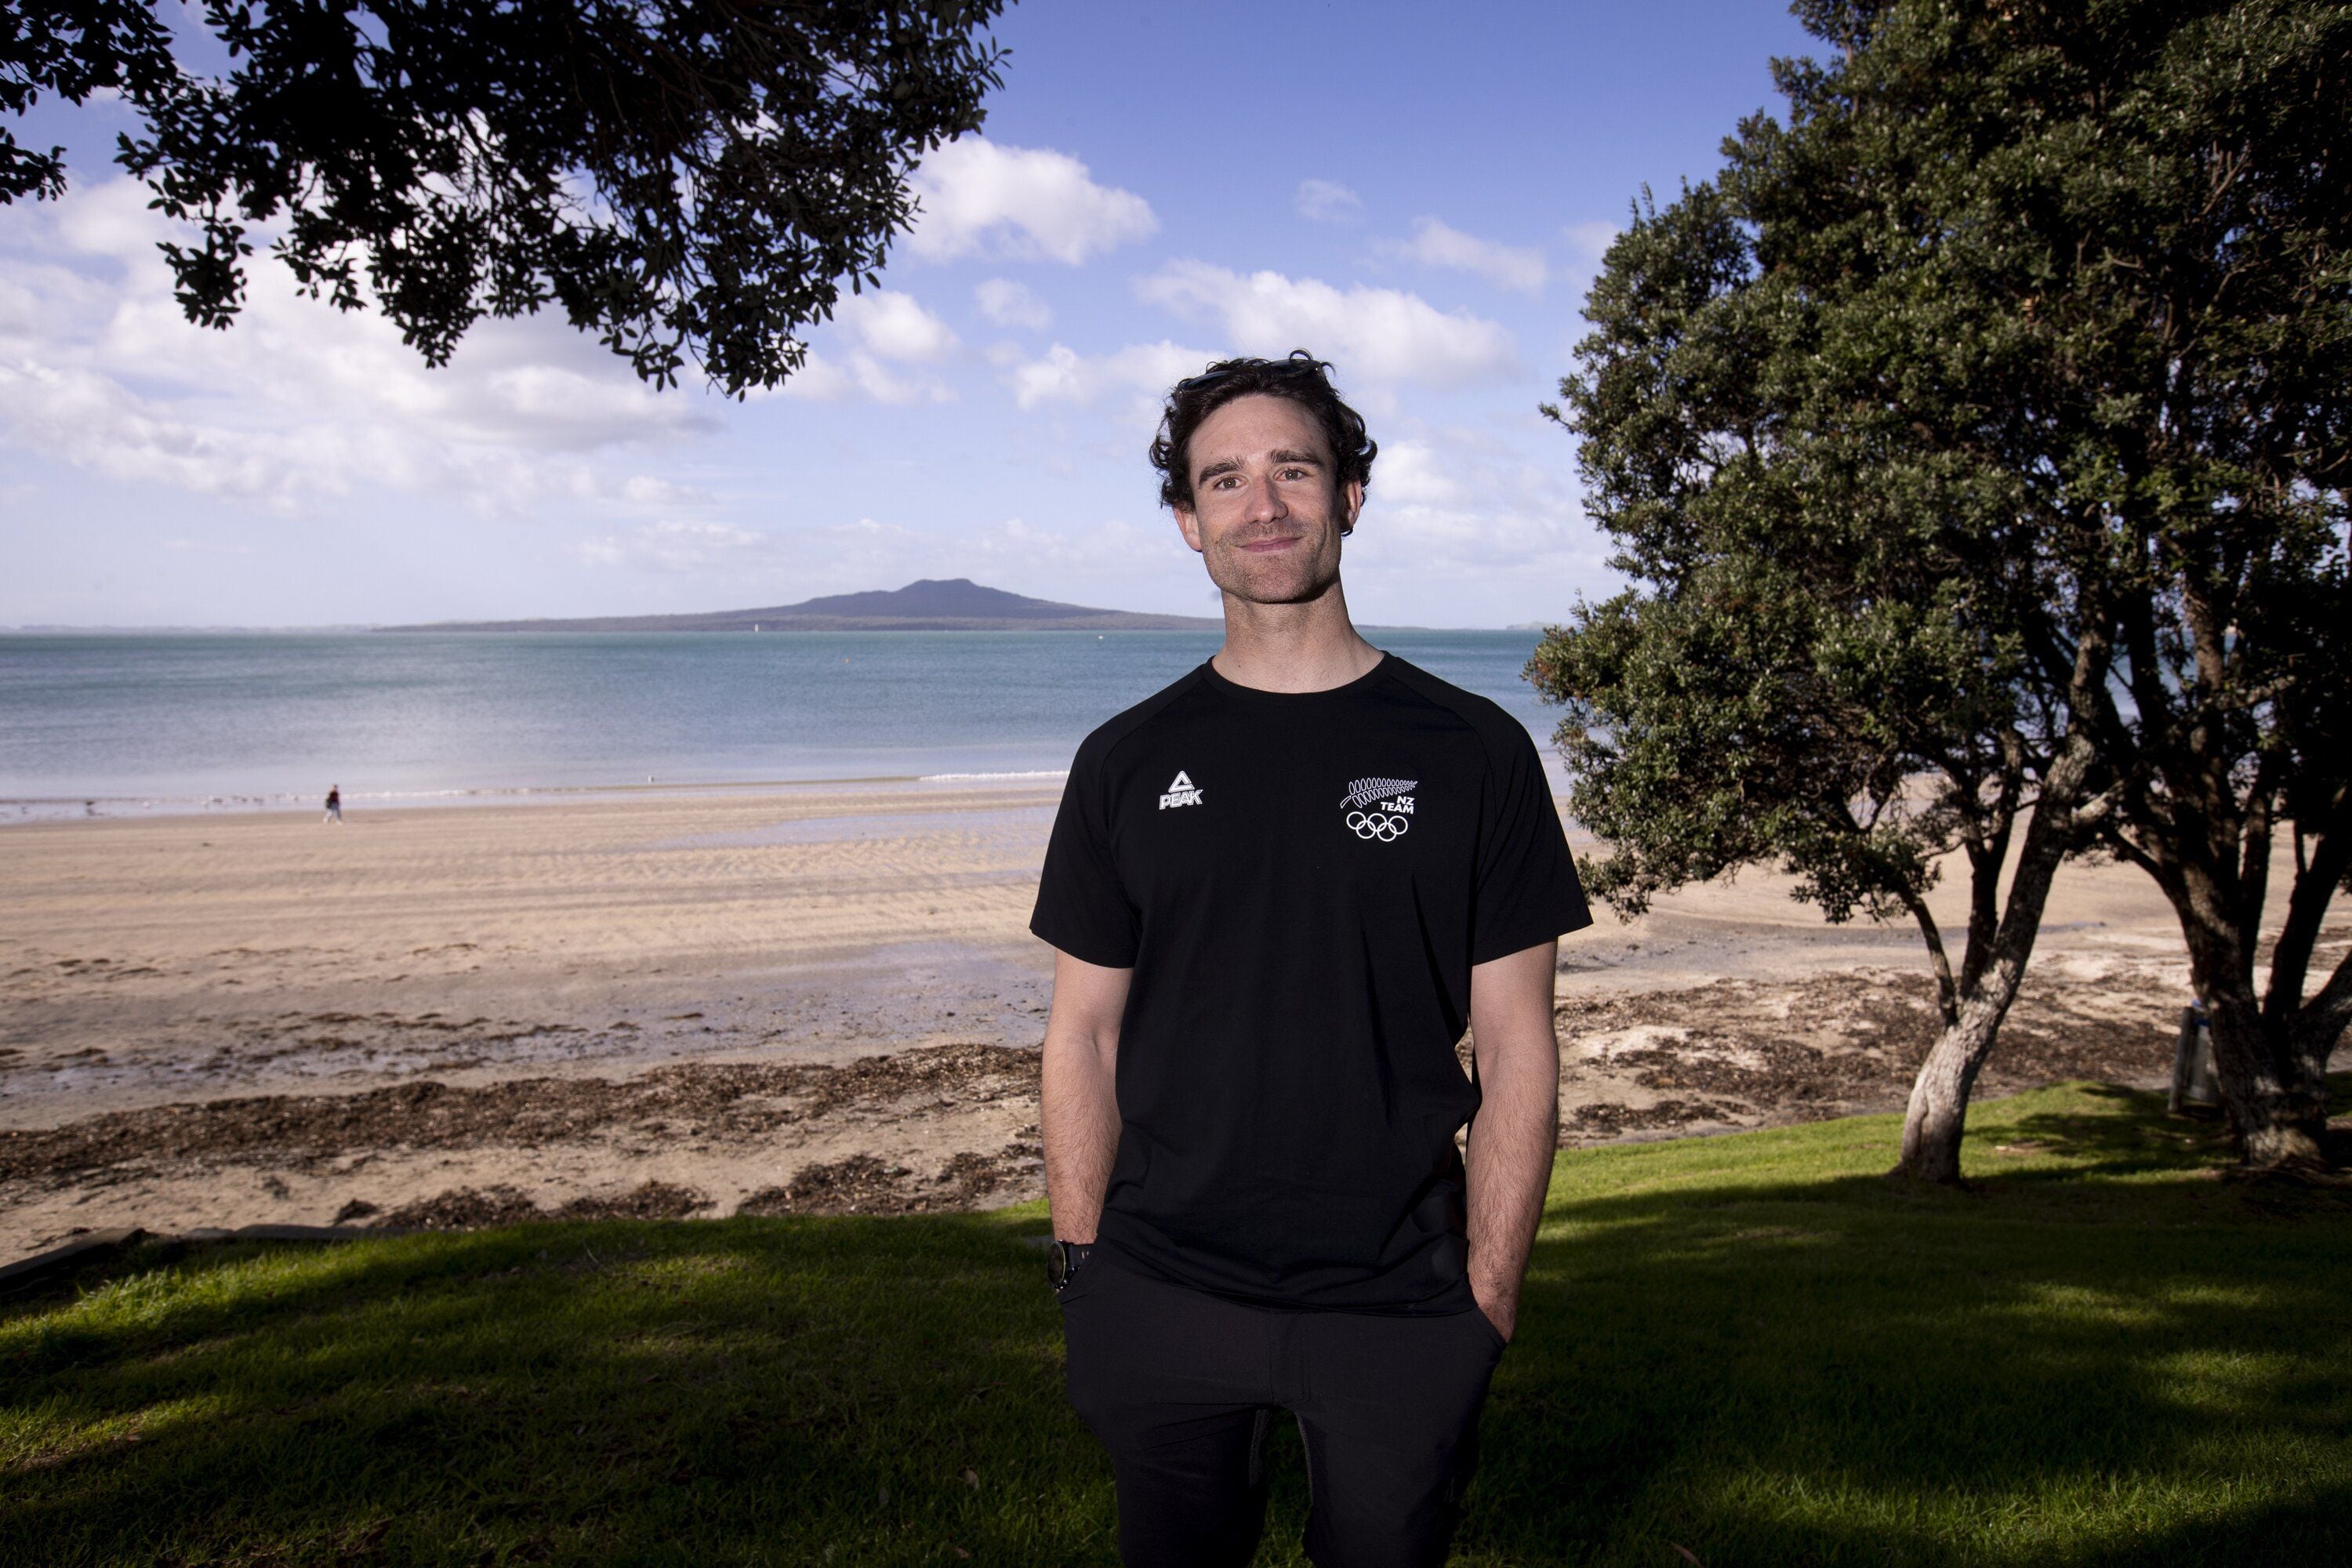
<box><xmin>0</xmin><ymin>1042</ymin><xmax>1039</xmax><ymax>1187</ymax></box>
<box><xmin>378</xmin><ymin>1181</ymin><xmax>719</xmax><ymax>1230</ymax></box>
<box><xmin>1</xmin><ymin>961</ymin><xmax>2196</xmax><ymax>1252</ymax></box>
<box><xmin>1</xmin><ymin>1043</ymin><xmax>1046</xmax><ymax>1250</ymax></box>
<box><xmin>1548</xmin><ymin>967</ymin><xmax>2178</xmax><ymax>1142</ymax></box>
<box><xmin>736</xmin><ymin>1142</ymin><xmax>1044</xmax><ymax>1217</ymax></box>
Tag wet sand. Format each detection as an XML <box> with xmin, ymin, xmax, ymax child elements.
<box><xmin>3</xmin><ymin>782</ymin><xmax>2322</xmax><ymax>1257</ymax></box>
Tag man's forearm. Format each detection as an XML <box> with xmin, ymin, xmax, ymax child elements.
<box><xmin>1464</xmin><ymin>1029</ymin><xmax>1559</xmax><ymax>1334</ymax></box>
<box><xmin>1042</xmin><ymin>1025</ymin><xmax>1122</xmax><ymax>1242</ymax></box>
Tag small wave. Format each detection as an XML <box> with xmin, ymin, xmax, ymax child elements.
<box><xmin>2</xmin><ymin>768</ymin><xmax>1073</xmax><ymax>823</ymax></box>
<box><xmin>920</xmin><ymin>770</ymin><xmax>1069</xmax><ymax>782</ymax></box>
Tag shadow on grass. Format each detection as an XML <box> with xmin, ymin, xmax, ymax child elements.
<box><xmin>5</xmin><ymin>1082</ymin><xmax>2350</xmax><ymax>1566</ymax></box>
<box><xmin>1460</xmin><ymin>1085</ymin><xmax>2352</xmax><ymax>1566</ymax></box>
<box><xmin>1976</xmin><ymin>1078</ymin><xmax>2352</xmax><ymax>1190</ymax></box>
<box><xmin>1980</xmin><ymin>1081</ymin><xmax>2235</xmax><ymax>1174</ymax></box>
<box><xmin>3</xmin><ymin>1214</ymin><xmax>1111</xmax><ymax>1566</ymax></box>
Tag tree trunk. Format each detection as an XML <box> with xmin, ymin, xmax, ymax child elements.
<box><xmin>1896</xmin><ymin>994</ymin><xmax>2013</xmax><ymax>1183</ymax></box>
<box><xmin>2195</xmin><ymin>957</ymin><xmax>2332</xmax><ymax>1171</ymax></box>
<box><xmin>2146</xmin><ymin>844</ymin><xmax>2338</xmax><ymax>1171</ymax></box>
<box><xmin>1892</xmin><ymin>728</ymin><xmax>2100</xmax><ymax>1184</ymax></box>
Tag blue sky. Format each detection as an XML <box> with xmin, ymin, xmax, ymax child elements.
<box><xmin>0</xmin><ymin>1</ymin><xmax>1817</xmax><ymax>629</ymax></box>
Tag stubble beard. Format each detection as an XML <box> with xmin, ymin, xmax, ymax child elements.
<box><xmin>1204</xmin><ymin>524</ymin><xmax>1344</xmax><ymax>608</ymax></box>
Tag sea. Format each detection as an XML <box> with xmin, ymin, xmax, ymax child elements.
<box><xmin>0</xmin><ymin>630</ymin><xmax>1563</xmax><ymax>821</ymax></box>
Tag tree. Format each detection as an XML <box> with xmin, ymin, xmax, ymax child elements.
<box><xmin>1532</xmin><ymin>0</ymin><xmax>2350</xmax><ymax>1178</ymax></box>
<box><xmin>2</xmin><ymin>3</ymin><xmax>175</xmax><ymax>201</ymax></box>
<box><xmin>2</xmin><ymin>2</ymin><xmax>1009</xmax><ymax>394</ymax></box>
<box><xmin>1532</xmin><ymin>181</ymin><xmax>2106</xmax><ymax>1185</ymax></box>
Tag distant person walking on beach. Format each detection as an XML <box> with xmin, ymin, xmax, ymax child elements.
<box><xmin>1034</xmin><ymin>351</ymin><xmax>1590</xmax><ymax>1566</ymax></box>
<box><xmin>322</xmin><ymin>784</ymin><xmax>342</xmax><ymax>825</ymax></box>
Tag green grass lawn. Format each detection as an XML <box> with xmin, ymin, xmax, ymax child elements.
<box><xmin>6</xmin><ymin>1080</ymin><xmax>2350</xmax><ymax>1566</ymax></box>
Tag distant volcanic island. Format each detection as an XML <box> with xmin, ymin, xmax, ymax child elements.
<box><xmin>380</xmin><ymin>579</ymin><xmax>1220</xmax><ymax>633</ymax></box>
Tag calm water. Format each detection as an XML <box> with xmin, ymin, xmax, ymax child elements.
<box><xmin>0</xmin><ymin>630</ymin><xmax>1561</xmax><ymax>817</ymax></box>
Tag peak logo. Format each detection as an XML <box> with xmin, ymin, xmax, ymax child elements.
<box><xmin>1341</xmin><ymin>776</ymin><xmax>1417</xmax><ymax>841</ymax></box>
<box><xmin>1159</xmin><ymin>771</ymin><xmax>1204</xmax><ymax>810</ymax></box>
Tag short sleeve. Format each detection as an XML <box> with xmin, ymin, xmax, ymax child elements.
<box><xmin>1470</xmin><ymin>725</ymin><xmax>1592</xmax><ymax>964</ymax></box>
<box><xmin>1030</xmin><ymin>741</ymin><xmax>1141</xmax><ymax>968</ymax></box>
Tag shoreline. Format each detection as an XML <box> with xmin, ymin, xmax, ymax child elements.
<box><xmin>0</xmin><ymin>962</ymin><xmax>2190</xmax><ymax>1261</ymax></box>
<box><xmin>4</xmin><ymin>781</ymin><xmax>2332</xmax><ymax>1262</ymax></box>
<box><xmin>0</xmin><ymin>769</ymin><xmax>1073</xmax><ymax>826</ymax></box>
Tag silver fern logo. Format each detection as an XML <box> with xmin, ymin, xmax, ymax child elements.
<box><xmin>1340</xmin><ymin>777</ymin><xmax>1417</xmax><ymax>841</ymax></box>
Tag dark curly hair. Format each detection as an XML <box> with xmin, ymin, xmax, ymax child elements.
<box><xmin>1148</xmin><ymin>350</ymin><xmax>1377</xmax><ymax>529</ymax></box>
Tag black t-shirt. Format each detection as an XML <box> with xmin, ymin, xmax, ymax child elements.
<box><xmin>1030</xmin><ymin>654</ymin><xmax>1591</xmax><ymax>1313</ymax></box>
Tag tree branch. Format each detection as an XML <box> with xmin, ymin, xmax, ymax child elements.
<box><xmin>1904</xmin><ymin>891</ymin><xmax>1962</xmax><ymax>1030</ymax></box>
<box><xmin>2293</xmin><ymin>941</ymin><xmax>2352</xmax><ymax>1074</ymax></box>
<box><xmin>2234</xmin><ymin>750</ymin><xmax>2279</xmax><ymax>964</ymax></box>
<box><xmin>2267</xmin><ymin>789</ymin><xmax>2352</xmax><ymax>1032</ymax></box>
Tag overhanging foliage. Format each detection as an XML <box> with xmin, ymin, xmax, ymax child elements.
<box><xmin>3</xmin><ymin>1</ymin><xmax>1010</xmax><ymax>394</ymax></box>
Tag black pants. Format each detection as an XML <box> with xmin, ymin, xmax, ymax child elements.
<box><xmin>1059</xmin><ymin>1250</ymin><xmax>1505</xmax><ymax>1567</ymax></box>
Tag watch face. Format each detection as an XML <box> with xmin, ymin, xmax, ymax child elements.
<box><xmin>1047</xmin><ymin>1242</ymin><xmax>1070</xmax><ymax>1288</ymax></box>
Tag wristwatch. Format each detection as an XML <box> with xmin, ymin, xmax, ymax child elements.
<box><xmin>1046</xmin><ymin>1240</ymin><xmax>1094</xmax><ymax>1292</ymax></box>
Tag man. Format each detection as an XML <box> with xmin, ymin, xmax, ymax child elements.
<box><xmin>1033</xmin><ymin>351</ymin><xmax>1590</xmax><ymax>1566</ymax></box>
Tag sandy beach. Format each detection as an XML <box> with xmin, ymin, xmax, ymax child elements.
<box><xmin>3</xmin><ymin>781</ymin><xmax>2327</xmax><ymax>1260</ymax></box>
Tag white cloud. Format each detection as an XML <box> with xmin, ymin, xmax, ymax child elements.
<box><xmin>1371</xmin><ymin>434</ymin><xmax>1578</xmax><ymax>555</ymax></box>
<box><xmin>742</xmin><ymin>289</ymin><xmax>957</xmax><ymax>403</ymax></box>
<box><xmin>975</xmin><ymin>278</ymin><xmax>1051</xmax><ymax>331</ymax></box>
<box><xmin>771</xmin><ymin>348</ymin><xmax>952</xmax><ymax>406</ymax></box>
<box><xmin>844</xmin><ymin>514</ymin><xmax>1194</xmax><ymax>604</ymax></box>
<box><xmin>577</xmin><ymin>519</ymin><xmax>771</xmax><ymax>572</ymax></box>
<box><xmin>1134</xmin><ymin>262</ymin><xmax>1519</xmax><ymax>387</ymax></box>
<box><xmin>581</xmin><ymin>514</ymin><xmax>953</xmax><ymax>592</ymax></box>
<box><xmin>906</xmin><ymin>140</ymin><xmax>1156</xmax><ymax>265</ymax></box>
<box><xmin>832</xmin><ymin>289</ymin><xmax>957</xmax><ymax>361</ymax></box>
<box><xmin>1344</xmin><ymin>431</ymin><xmax>1599</xmax><ymax>604</ymax></box>
<box><xmin>1295</xmin><ymin>180</ymin><xmax>1363</xmax><ymax>223</ymax></box>
<box><xmin>1004</xmin><ymin>340</ymin><xmax>1218</xmax><ymax>412</ymax></box>
<box><xmin>1385</xmin><ymin>217</ymin><xmax>1548</xmax><ymax>294</ymax></box>
<box><xmin>1560</xmin><ymin>220</ymin><xmax>1621</xmax><ymax>265</ymax></box>
<box><xmin>616</xmin><ymin>474</ymin><xmax>706</xmax><ymax>509</ymax></box>
<box><xmin>0</xmin><ymin>177</ymin><xmax>719</xmax><ymax>514</ymax></box>
<box><xmin>1372</xmin><ymin>439</ymin><xmax>1465</xmax><ymax>509</ymax></box>
<box><xmin>964</xmin><ymin>515</ymin><xmax>1177</xmax><ymax>579</ymax></box>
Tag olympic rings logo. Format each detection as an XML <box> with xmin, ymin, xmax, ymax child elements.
<box><xmin>1346</xmin><ymin>811</ymin><xmax>1409</xmax><ymax>842</ymax></box>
